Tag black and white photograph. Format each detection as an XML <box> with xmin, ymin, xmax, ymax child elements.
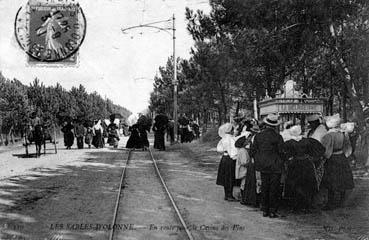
<box><xmin>1</xmin><ymin>0</ymin><xmax>369</xmax><ymax>239</ymax></box>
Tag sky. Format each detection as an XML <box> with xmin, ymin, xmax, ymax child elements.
<box><xmin>0</xmin><ymin>0</ymin><xmax>210</xmax><ymax>113</ymax></box>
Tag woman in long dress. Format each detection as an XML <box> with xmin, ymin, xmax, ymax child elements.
<box><xmin>216</xmin><ymin>123</ymin><xmax>238</xmax><ymax>201</ymax></box>
<box><xmin>126</xmin><ymin>124</ymin><xmax>143</xmax><ymax>149</ymax></box>
<box><xmin>321</xmin><ymin>114</ymin><xmax>354</xmax><ymax>210</ymax></box>
<box><xmin>92</xmin><ymin>120</ymin><xmax>104</xmax><ymax>148</ymax></box>
<box><xmin>283</xmin><ymin>125</ymin><xmax>325</xmax><ymax>212</ymax></box>
<box><xmin>61</xmin><ymin>119</ymin><xmax>74</xmax><ymax>149</ymax></box>
<box><xmin>85</xmin><ymin>125</ymin><xmax>94</xmax><ymax>149</ymax></box>
<box><xmin>107</xmin><ymin>116</ymin><xmax>120</xmax><ymax>148</ymax></box>
<box><xmin>235</xmin><ymin>121</ymin><xmax>260</xmax><ymax>206</ymax></box>
<box><xmin>153</xmin><ymin>114</ymin><xmax>168</xmax><ymax>151</ymax></box>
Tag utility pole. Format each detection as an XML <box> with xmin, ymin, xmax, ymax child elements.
<box><xmin>122</xmin><ymin>15</ymin><xmax>178</xmax><ymax>142</ymax></box>
<box><xmin>172</xmin><ymin>14</ymin><xmax>178</xmax><ymax>142</ymax></box>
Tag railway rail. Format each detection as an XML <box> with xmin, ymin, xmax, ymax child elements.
<box><xmin>109</xmin><ymin>148</ymin><xmax>194</xmax><ymax>240</ymax></box>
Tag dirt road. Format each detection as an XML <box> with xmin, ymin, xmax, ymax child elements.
<box><xmin>0</xmin><ymin>137</ymin><xmax>368</xmax><ymax>240</ymax></box>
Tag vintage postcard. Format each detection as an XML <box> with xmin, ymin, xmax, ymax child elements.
<box><xmin>1</xmin><ymin>0</ymin><xmax>369</xmax><ymax>239</ymax></box>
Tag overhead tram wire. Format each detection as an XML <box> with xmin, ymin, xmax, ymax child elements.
<box><xmin>121</xmin><ymin>15</ymin><xmax>179</xmax><ymax>143</ymax></box>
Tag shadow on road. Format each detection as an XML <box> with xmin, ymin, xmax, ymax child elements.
<box><xmin>0</xmin><ymin>148</ymin><xmax>129</xmax><ymax>240</ymax></box>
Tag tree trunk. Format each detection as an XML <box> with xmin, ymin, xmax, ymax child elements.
<box><xmin>217</xmin><ymin>82</ymin><xmax>228</xmax><ymax>124</ymax></box>
<box><xmin>364</xmin><ymin>74</ymin><xmax>369</xmax><ymax>105</ymax></box>
<box><xmin>202</xmin><ymin>109</ymin><xmax>207</xmax><ymax>134</ymax></box>
<box><xmin>329</xmin><ymin>24</ymin><xmax>365</xmax><ymax>130</ymax></box>
<box><xmin>217</xmin><ymin>107</ymin><xmax>223</xmax><ymax>125</ymax></box>
<box><xmin>342</xmin><ymin>82</ymin><xmax>347</xmax><ymax>122</ymax></box>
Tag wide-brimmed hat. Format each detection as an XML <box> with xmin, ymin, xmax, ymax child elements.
<box><xmin>325</xmin><ymin>114</ymin><xmax>341</xmax><ymax>129</ymax></box>
<box><xmin>218</xmin><ymin>123</ymin><xmax>233</xmax><ymax>138</ymax></box>
<box><xmin>263</xmin><ymin>114</ymin><xmax>280</xmax><ymax>126</ymax></box>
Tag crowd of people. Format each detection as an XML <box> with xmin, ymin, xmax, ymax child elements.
<box><xmin>60</xmin><ymin>114</ymin><xmax>120</xmax><ymax>150</ymax></box>
<box><xmin>58</xmin><ymin>112</ymin><xmax>202</xmax><ymax>151</ymax></box>
<box><xmin>216</xmin><ymin>113</ymin><xmax>356</xmax><ymax>218</ymax></box>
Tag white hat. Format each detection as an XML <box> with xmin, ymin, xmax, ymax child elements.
<box><xmin>289</xmin><ymin>125</ymin><xmax>302</xmax><ymax>137</ymax></box>
<box><xmin>127</xmin><ymin>113</ymin><xmax>139</xmax><ymax>126</ymax></box>
<box><xmin>326</xmin><ymin>114</ymin><xmax>341</xmax><ymax>129</ymax></box>
<box><xmin>282</xmin><ymin>125</ymin><xmax>302</xmax><ymax>141</ymax></box>
<box><xmin>263</xmin><ymin>114</ymin><xmax>280</xmax><ymax>126</ymax></box>
<box><xmin>218</xmin><ymin>123</ymin><xmax>233</xmax><ymax>138</ymax></box>
<box><xmin>340</xmin><ymin>122</ymin><xmax>355</xmax><ymax>133</ymax></box>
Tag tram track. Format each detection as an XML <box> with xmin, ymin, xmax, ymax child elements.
<box><xmin>109</xmin><ymin>148</ymin><xmax>194</xmax><ymax>240</ymax></box>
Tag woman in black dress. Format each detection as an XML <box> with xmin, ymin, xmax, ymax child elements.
<box><xmin>284</xmin><ymin>126</ymin><xmax>325</xmax><ymax>212</ymax></box>
<box><xmin>126</xmin><ymin>124</ymin><xmax>143</xmax><ymax>149</ymax></box>
<box><xmin>153</xmin><ymin>114</ymin><xmax>168</xmax><ymax>151</ymax></box>
<box><xmin>92</xmin><ymin>120</ymin><xmax>104</xmax><ymax>148</ymax></box>
<box><xmin>61</xmin><ymin>119</ymin><xmax>74</xmax><ymax>149</ymax></box>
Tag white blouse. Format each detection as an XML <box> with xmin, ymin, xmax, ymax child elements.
<box><xmin>217</xmin><ymin>134</ymin><xmax>237</xmax><ymax>160</ymax></box>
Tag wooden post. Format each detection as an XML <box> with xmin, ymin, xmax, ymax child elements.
<box><xmin>53</xmin><ymin>124</ymin><xmax>57</xmax><ymax>154</ymax></box>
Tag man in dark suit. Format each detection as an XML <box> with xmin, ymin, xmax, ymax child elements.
<box><xmin>250</xmin><ymin>114</ymin><xmax>285</xmax><ymax>218</ymax></box>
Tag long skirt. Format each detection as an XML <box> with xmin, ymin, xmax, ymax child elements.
<box><xmin>126</xmin><ymin>132</ymin><xmax>143</xmax><ymax>149</ymax></box>
<box><xmin>92</xmin><ymin>130</ymin><xmax>104</xmax><ymax>148</ymax></box>
<box><xmin>140</xmin><ymin>130</ymin><xmax>149</xmax><ymax>148</ymax></box>
<box><xmin>285</xmin><ymin>156</ymin><xmax>318</xmax><ymax>209</ymax></box>
<box><xmin>64</xmin><ymin>131</ymin><xmax>74</xmax><ymax>147</ymax></box>
<box><xmin>76</xmin><ymin>136</ymin><xmax>84</xmax><ymax>149</ymax></box>
<box><xmin>85</xmin><ymin>133</ymin><xmax>93</xmax><ymax>146</ymax></box>
<box><xmin>322</xmin><ymin>154</ymin><xmax>354</xmax><ymax>191</ymax></box>
<box><xmin>285</xmin><ymin>156</ymin><xmax>318</xmax><ymax>198</ymax></box>
<box><xmin>216</xmin><ymin>155</ymin><xmax>239</xmax><ymax>187</ymax></box>
<box><xmin>243</xmin><ymin>163</ymin><xmax>257</xmax><ymax>206</ymax></box>
<box><xmin>154</xmin><ymin>131</ymin><xmax>165</xmax><ymax>150</ymax></box>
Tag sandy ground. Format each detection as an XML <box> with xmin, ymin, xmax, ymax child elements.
<box><xmin>153</xmin><ymin>141</ymin><xmax>369</xmax><ymax>240</ymax></box>
<box><xmin>114</xmin><ymin>151</ymin><xmax>188</xmax><ymax>240</ymax></box>
<box><xmin>0</xmin><ymin>136</ymin><xmax>368</xmax><ymax>240</ymax></box>
<box><xmin>0</xmin><ymin>138</ymin><xmax>130</xmax><ymax>240</ymax></box>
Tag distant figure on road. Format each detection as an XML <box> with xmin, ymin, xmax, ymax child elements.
<box><xmin>61</xmin><ymin>118</ymin><xmax>74</xmax><ymax>149</ymax></box>
<box><xmin>85</xmin><ymin>123</ymin><xmax>94</xmax><ymax>149</ymax></box>
<box><xmin>153</xmin><ymin>114</ymin><xmax>168</xmax><ymax>151</ymax></box>
<box><xmin>126</xmin><ymin>124</ymin><xmax>143</xmax><ymax>149</ymax></box>
<box><xmin>191</xmin><ymin>121</ymin><xmax>200</xmax><ymax>139</ymax></box>
<box><xmin>74</xmin><ymin>120</ymin><xmax>86</xmax><ymax>149</ymax></box>
<box><xmin>107</xmin><ymin>115</ymin><xmax>120</xmax><ymax>148</ymax></box>
<box><xmin>137</xmin><ymin>114</ymin><xmax>151</xmax><ymax>150</ymax></box>
<box><xmin>92</xmin><ymin>120</ymin><xmax>104</xmax><ymax>148</ymax></box>
<box><xmin>167</xmin><ymin>119</ymin><xmax>175</xmax><ymax>144</ymax></box>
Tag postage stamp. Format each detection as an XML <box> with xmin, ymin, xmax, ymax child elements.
<box><xmin>14</xmin><ymin>0</ymin><xmax>86</xmax><ymax>65</ymax></box>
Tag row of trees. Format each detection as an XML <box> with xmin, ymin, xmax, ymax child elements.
<box><xmin>149</xmin><ymin>0</ymin><xmax>369</xmax><ymax>131</ymax></box>
<box><xmin>0</xmin><ymin>72</ymin><xmax>131</xmax><ymax>139</ymax></box>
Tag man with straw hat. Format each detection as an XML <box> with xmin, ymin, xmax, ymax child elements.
<box><xmin>250</xmin><ymin>114</ymin><xmax>284</xmax><ymax>218</ymax></box>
